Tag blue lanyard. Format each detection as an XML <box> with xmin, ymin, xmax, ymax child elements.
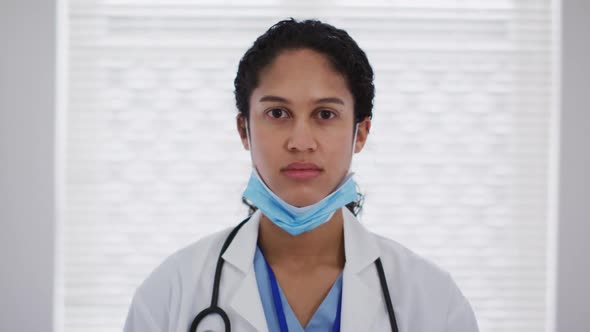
<box><xmin>264</xmin><ymin>259</ymin><xmax>342</xmax><ymax>332</ymax></box>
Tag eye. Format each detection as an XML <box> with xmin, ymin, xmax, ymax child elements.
<box><xmin>266</xmin><ymin>108</ymin><xmax>289</xmax><ymax>119</ymax></box>
<box><xmin>317</xmin><ymin>109</ymin><xmax>336</xmax><ymax>120</ymax></box>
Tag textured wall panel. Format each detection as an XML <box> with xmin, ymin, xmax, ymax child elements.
<box><xmin>65</xmin><ymin>1</ymin><xmax>553</xmax><ymax>331</ymax></box>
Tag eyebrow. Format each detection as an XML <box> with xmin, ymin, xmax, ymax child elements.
<box><xmin>259</xmin><ymin>95</ymin><xmax>345</xmax><ymax>105</ymax></box>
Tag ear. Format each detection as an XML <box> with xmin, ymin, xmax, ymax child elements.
<box><xmin>236</xmin><ymin>113</ymin><xmax>250</xmax><ymax>150</ymax></box>
<box><xmin>354</xmin><ymin>117</ymin><xmax>371</xmax><ymax>153</ymax></box>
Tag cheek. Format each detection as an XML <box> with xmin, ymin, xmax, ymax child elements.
<box><xmin>332</xmin><ymin>143</ymin><xmax>353</xmax><ymax>161</ymax></box>
<box><xmin>250</xmin><ymin>129</ymin><xmax>280</xmax><ymax>165</ymax></box>
<box><xmin>326</xmin><ymin>132</ymin><xmax>354</xmax><ymax>160</ymax></box>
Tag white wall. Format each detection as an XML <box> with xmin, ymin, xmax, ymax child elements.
<box><xmin>0</xmin><ymin>0</ymin><xmax>57</xmax><ymax>330</ymax></box>
<box><xmin>555</xmin><ymin>0</ymin><xmax>590</xmax><ymax>331</ymax></box>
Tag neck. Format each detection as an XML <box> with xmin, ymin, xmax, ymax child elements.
<box><xmin>258</xmin><ymin>209</ymin><xmax>346</xmax><ymax>269</ymax></box>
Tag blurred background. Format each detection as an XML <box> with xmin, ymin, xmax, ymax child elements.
<box><xmin>1</xmin><ymin>0</ymin><xmax>588</xmax><ymax>331</ymax></box>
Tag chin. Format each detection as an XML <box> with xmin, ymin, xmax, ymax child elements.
<box><xmin>281</xmin><ymin>191</ymin><xmax>325</xmax><ymax>207</ymax></box>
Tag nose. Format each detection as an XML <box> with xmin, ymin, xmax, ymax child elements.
<box><xmin>286</xmin><ymin>120</ymin><xmax>318</xmax><ymax>152</ymax></box>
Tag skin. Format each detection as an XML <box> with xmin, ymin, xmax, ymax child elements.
<box><xmin>236</xmin><ymin>48</ymin><xmax>371</xmax><ymax>328</ymax></box>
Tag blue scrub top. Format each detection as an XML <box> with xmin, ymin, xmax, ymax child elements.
<box><xmin>254</xmin><ymin>246</ymin><xmax>343</xmax><ymax>332</ymax></box>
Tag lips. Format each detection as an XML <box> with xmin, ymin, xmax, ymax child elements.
<box><xmin>281</xmin><ymin>162</ymin><xmax>322</xmax><ymax>180</ymax></box>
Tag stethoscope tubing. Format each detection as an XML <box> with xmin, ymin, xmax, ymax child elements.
<box><xmin>190</xmin><ymin>217</ymin><xmax>399</xmax><ymax>332</ymax></box>
<box><xmin>190</xmin><ymin>218</ymin><xmax>249</xmax><ymax>332</ymax></box>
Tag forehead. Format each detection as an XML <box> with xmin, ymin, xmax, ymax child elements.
<box><xmin>251</xmin><ymin>48</ymin><xmax>353</xmax><ymax>105</ymax></box>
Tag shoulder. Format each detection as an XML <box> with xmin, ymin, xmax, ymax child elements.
<box><xmin>374</xmin><ymin>233</ymin><xmax>450</xmax><ymax>284</ymax></box>
<box><xmin>138</xmin><ymin>226</ymin><xmax>232</xmax><ymax>294</ymax></box>
<box><xmin>372</xmin><ymin>233</ymin><xmax>455</xmax><ymax>303</ymax></box>
<box><xmin>124</xmin><ymin>226</ymin><xmax>234</xmax><ymax>332</ymax></box>
<box><xmin>372</xmin><ymin>233</ymin><xmax>479</xmax><ymax>331</ymax></box>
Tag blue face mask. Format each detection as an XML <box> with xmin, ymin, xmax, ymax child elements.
<box><xmin>242</xmin><ymin>169</ymin><xmax>358</xmax><ymax>236</ymax></box>
<box><xmin>241</xmin><ymin>120</ymin><xmax>360</xmax><ymax>236</ymax></box>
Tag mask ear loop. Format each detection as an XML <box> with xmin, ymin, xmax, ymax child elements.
<box><xmin>352</xmin><ymin>122</ymin><xmax>359</xmax><ymax>158</ymax></box>
<box><xmin>242</xmin><ymin>118</ymin><xmax>262</xmax><ymax>180</ymax></box>
<box><xmin>349</xmin><ymin>122</ymin><xmax>360</xmax><ymax>172</ymax></box>
<box><xmin>242</xmin><ymin>118</ymin><xmax>261</xmax><ymax>214</ymax></box>
<box><xmin>347</xmin><ymin>122</ymin><xmax>361</xmax><ymax>215</ymax></box>
<box><xmin>245</xmin><ymin>119</ymin><xmax>253</xmax><ymax>156</ymax></box>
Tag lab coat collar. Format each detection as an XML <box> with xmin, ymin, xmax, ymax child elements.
<box><xmin>221</xmin><ymin>208</ymin><xmax>381</xmax><ymax>273</ymax></box>
<box><xmin>340</xmin><ymin>207</ymin><xmax>384</xmax><ymax>332</ymax></box>
<box><xmin>221</xmin><ymin>208</ymin><xmax>384</xmax><ymax>332</ymax></box>
<box><xmin>222</xmin><ymin>210</ymin><xmax>268</xmax><ymax>331</ymax></box>
<box><xmin>222</xmin><ymin>209</ymin><xmax>262</xmax><ymax>274</ymax></box>
<box><xmin>341</xmin><ymin>207</ymin><xmax>381</xmax><ymax>273</ymax></box>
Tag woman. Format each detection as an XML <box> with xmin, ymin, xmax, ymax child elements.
<box><xmin>124</xmin><ymin>19</ymin><xmax>479</xmax><ymax>332</ymax></box>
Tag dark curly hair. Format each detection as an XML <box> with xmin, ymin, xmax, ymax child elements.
<box><xmin>235</xmin><ymin>18</ymin><xmax>374</xmax><ymax>217</ymax></box>
<box><xmin>234</xmin><ymin>18</ymin><xmax>375</xmax><ymax>125</ymax></box>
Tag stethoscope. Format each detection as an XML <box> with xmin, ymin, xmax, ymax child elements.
<box><xmin>190</xmin><ymin>217</ymin><xmax>399</xmax><ymax>332</ymax></box>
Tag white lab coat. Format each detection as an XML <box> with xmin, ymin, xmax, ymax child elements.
<box><xmin>124</xmin><ymin>208</ymin><xmax>479</xmax><ymax>332</ymax></box>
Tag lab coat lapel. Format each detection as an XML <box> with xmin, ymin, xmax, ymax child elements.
<box><xmin>340</xmin><ymin>208</ymin><xmax>385</xmax><ymax>332</ymax></box>
<box><xmin>221</xmin><ymin>211</ymin><xmax>269</xmax><ymax>332</ymax></box>
<box><xmin>218</xmin><ymin>208</ymin><xmax>385</xmax><ymax>332</ymax></box>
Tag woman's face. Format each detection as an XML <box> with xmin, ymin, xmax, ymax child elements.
<box><xmin>237</xmin><ymin>48</ymin><xmax>370</xmax><ymax>207</ymax></box>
